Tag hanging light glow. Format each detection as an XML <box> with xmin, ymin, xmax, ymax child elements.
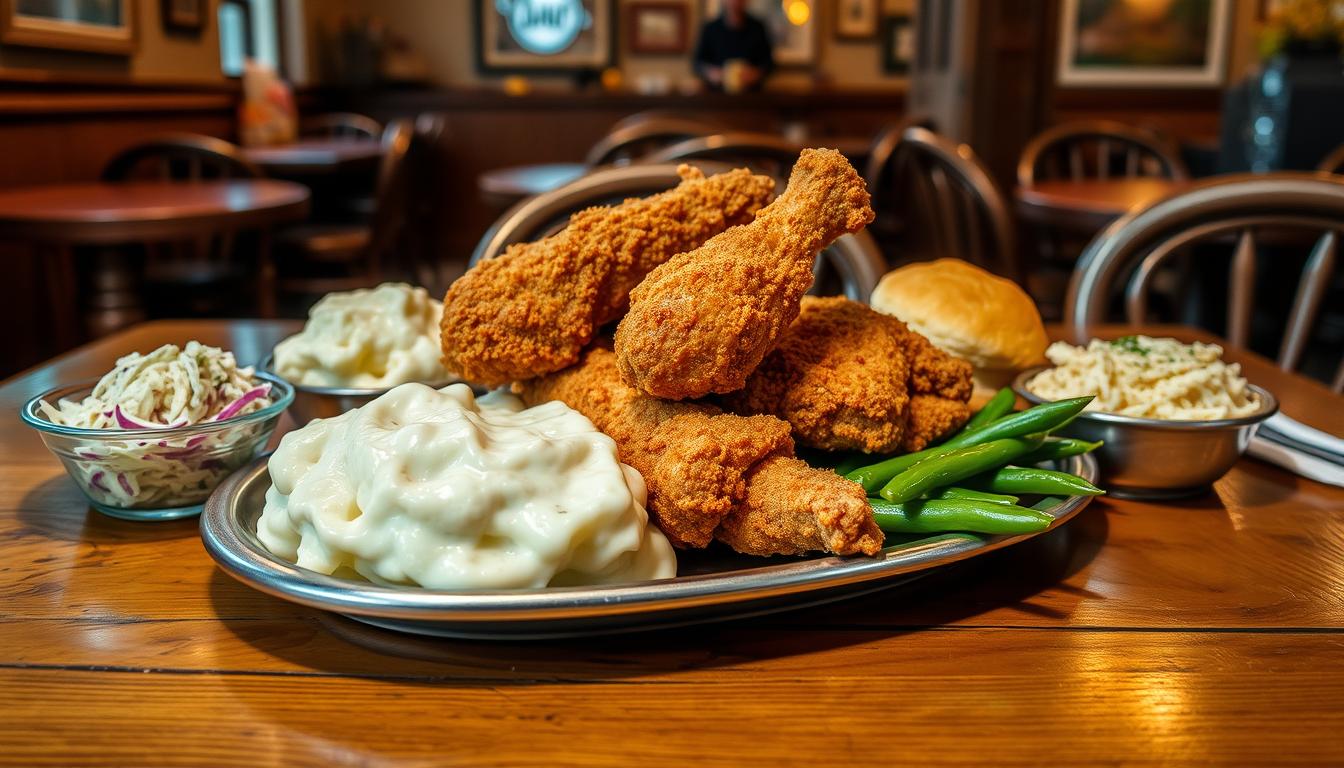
<box><xmin>784</xmin><ymin>0</ymin><xmax>810</xmax><ymax>26</ymax></box>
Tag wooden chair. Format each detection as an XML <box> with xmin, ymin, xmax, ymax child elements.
<box><xmin>300</xmin><ymin>112</ymin><xmax>383</xmax><ymax>140</ymax></box>
<box><xmin>101</xmin><ymin>134</ymin><xmax>272</xmax><ymax>316</ymax></box>
<box><xmin>472</xmin><ymin>162</ymin><xmax>885</xmax><ymax>303</ymax></box>
<box><xmin>1017</xmin><ymin>120</ymin><xmax>1189</xmax><ymax>187</ymax></box>
<box><xmin>887</xmin><ymin>126</ymin><xmax>1018</xmax><ymax>280</ymax></box>
<box><xmin>585</xmin><ymin>117</ymin><xmax>719</xmax><ymax>167</ymax></box>
<box><xmin>608</xmin><ymin>110</ymin><xmax>721</xmax><ymax>135</ymax></box>
<box><xmin>276</xmin><ymin>119</ymin><xmax>418</xmax><ymax>298</ymax></box>
<box><xmin>1318</xmin><ymin>143</ymin><xmax>1344</xmax><ymax>175</ymax></box>
<box><xmin>102</xmin><ymin>133</ymin><xmax>262</xmax><ymax>181</ymax></box>
<box><xmin>644</xmin><ymin>132</ymin><xmax>804</xmax><ymax>178</ymax></box>
<box><xmin>862</xmin><ymin>115</ymin><xmax>937</xmax><ymax>251</ymax></box>
<box><xmin>1067</xmin><ymin>173</ymin><xmax>1344</xmax><ymax>392</ymax></box>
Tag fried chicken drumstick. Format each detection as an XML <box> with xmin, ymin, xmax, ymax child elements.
<box><xmin>722</xmin><ymin>296</ymin><xmax>974</xmax><ymax>454</ymax></box>
<box><xmin>514</xmin><ymin>345</ymin><xmax>883</xmax><ymax>557</ymax></box>
<box><xmin>614</xmin><ymin>148</ymin><xmax>874</xmax><ymax>400</ymax></box>
<box><xmin>440</xmin><ymin>165</ymin><xmax>775</xmax><ymax>387</ymax></box>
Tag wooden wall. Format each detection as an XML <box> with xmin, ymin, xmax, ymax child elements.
<box><xmin>0</xmin><ymin>74</ymin><xmax>240</xmax><ymax>376</ymax></box>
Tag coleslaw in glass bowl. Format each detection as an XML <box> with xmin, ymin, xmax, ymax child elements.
<box><xmin>20</xmin><ymin>342</ymin><xmax>294</xmax><ymax>521</ymax></box>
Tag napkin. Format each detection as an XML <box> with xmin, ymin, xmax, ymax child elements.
<box><xmin>1247</xmin><ymin>412</ymin><xmax>1344</xmax><ymax>488</ymax></box>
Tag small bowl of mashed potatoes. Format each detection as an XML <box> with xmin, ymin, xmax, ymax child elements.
<box><xmin>1014</xmin><ymin>335</ymin><xmax>1277</xmax><ymax>499</ymax></box>
<box><xmin>266</xmin><ymin>283</ymin><xmax>458</xmax><ymax>425</ymax></box>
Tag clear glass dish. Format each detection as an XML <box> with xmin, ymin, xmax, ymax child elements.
<box><xmin>20</xmin><ymin>371</ymin><xmax>294</xmax><ymax>521</ymax></box>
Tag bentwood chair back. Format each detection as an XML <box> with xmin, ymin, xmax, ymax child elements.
<box><xmin>585</xmin><ymin>117</ymin><xmax>720</xmax><ymax>166</ymax></box>
<box><xmin>1067</xmin><ymin>173</ymin><xmax>1344</xmax><ymax>392</ymax></box>
<box><xmin>863</xmin><ymin>115</ymin><xmax>937</xmax><ymax>250</ymax></box>
<box><xmin>102</xmin><ymin>133</ymin><xmax>263</xmax><ymax>181</ymax></box>
<box><xmin>864</xmin><ymin>115</ymin><xmax>938</xmax><ymax>197</ymax></box>
<box><xmin>889</xmin><ymin>126</ymin><xmax>1018</xmax><ymax>280</ymax></box>
<box><xmin>609</xmin><ymin>110</ymin><xmax>721</xmax><ymax>134</ymax></box>
<box><xmin>300</xmin><ymin>112</ymin><xmax>384</xmax><ymax>140</ymax></box>
<box><xmin>1017</xmin><ymin>120</ymin><xmax>1189</xmax><ymax>187</ymax></box>
<box><xmin>101</xmin><ymin>134</ymin><xmax>268</xmax><ymax>314</ymax></box>
<box><xmin>645</xmin><ymin>132</ymin><xmax>804</xmax><ymax>177</ymax></box>
<box><xmin>471</xmin><ymin>162</ymin><xmax>885</xmax><ymax>303</ymax></box>
<box><xmin>276</xmin><ymin>119</ymin><xmax>418</xmax><ymax>297</ymax></box>
<box><xmin>1318</xmin><ymin>143</ymin><xmax>1344</xmax><ymax>175</ymax></box>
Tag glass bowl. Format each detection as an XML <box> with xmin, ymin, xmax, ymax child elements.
<box><xmin>20</xmin><ymin>371</ymin><xmax>294</xmax><ymax>521</ymax></box>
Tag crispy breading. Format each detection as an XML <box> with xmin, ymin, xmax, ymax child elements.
<box><xmin>514</xmin><ymin>344</ymin><xmax>883</xmax><ymax>557</ymax></box>
<box><xmin>614</xmin><ymin>148</ymin><xmax>874</xmax><ymax>400</ymax></box>
<box><xmin>722</xmin><ymin>296</ymin><xmax>973</xmax><ymax>453</ymax></box>
<box><xmin>716</xmin><ymin>455</ymin><xmax>882</xmax><ymax>557</ymax></box>
<box><xmin>440</xmin><ymin>165</ymin><xmax>775</xmax><ymax>388</ymax></box>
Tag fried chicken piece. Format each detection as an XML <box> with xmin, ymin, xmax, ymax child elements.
<box><xmin>514</xmin><ymin>345</ymin><xmax>883</xmax><ymax>557</ymax></box>
<box><xmin>440</xmin><ymin>165</ymin><xmax>775</xmax><ymax>388</ymax></box>
<box><xmin>903</xmin><ymin>394</ymin><xmax>972</xmax><ymax>453</ymax></box>
<box><xmin>716</xmin><ymin>456</ymin><xmax>878</xmax><ymax>557</ymax></box>
<box><xmin>722</xmin><ymin>296</ymin><xmax>973</xmax><ymax>454</ymax></box>
<box><xmin>614</xmin><ymin>148</ymin><xmax>875</xmax><ymax>400</ymax></box>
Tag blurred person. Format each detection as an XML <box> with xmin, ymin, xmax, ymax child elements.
<box><xmin>693</xmin><ymin>0</ymin><xmax>774</xmax><ymax>92</ymax></box>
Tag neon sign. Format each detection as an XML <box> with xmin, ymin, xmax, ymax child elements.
<box><xmin>494</xmin><ymin>0</ymin><xmax>592</xmax><ymax>56</ymax></box>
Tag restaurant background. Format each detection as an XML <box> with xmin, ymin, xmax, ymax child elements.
<box><xmin>0</xmin><ymin>0</ymin><xmax>1329</xmax><ymax>377</ymax></box>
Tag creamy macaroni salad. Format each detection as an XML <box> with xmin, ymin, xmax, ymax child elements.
<box><xmin>1028</xmin><ymin>336</ymin><xmax>1261</xmax><ymax>421</ymax></box>
<box><xmin>258</xmin><ymin>383</ymin><xmax>677</xmax><ymax>589</ymax></box>
<box><xmin>273</xmin><ymin>283</ymin><xmax>453</xmax><ymax>388</ymax></box>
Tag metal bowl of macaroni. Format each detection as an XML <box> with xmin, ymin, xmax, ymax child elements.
<box><xmin>1013</xmin><ymin>336</ymin><xmax>1277</xmax><ymax>499</ymax></box>
<box><xmin>265</xmin><ymin>283</ymin><xmax>459</xmax><ymax>426</ymax></box>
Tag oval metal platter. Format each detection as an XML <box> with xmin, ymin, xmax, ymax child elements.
<box><xmin>201</xmin><ymin>454</ymin><xmax>1098</xmax><ymax>640</ymax></box>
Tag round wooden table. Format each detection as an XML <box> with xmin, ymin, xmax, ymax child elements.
<box><xmin>1015</xmin><ymin>177</ymin><xmax>1192</xmax><ymax>232</ymax></box>
<box><xmin>0</xmin><ymin>180</ymin><xmax>310</xmax><ymax>342</ymax></box>
<box><xmin>241</xmin><ymin>139</ymin><xmax>383</xmax><ymax>176</ymax></box>
<box><xmin>478</xmin><ymin>162</ymin><xmax>587</xmax><ymax>206</ymax></box>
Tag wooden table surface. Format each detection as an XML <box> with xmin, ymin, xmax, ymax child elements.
<box><xmin>1015</xmin><ymin>178</ymin><xmax>1192</xmax><ymax>232</ymax></box>
<box><xmin>0</xmin><ymin>180</ymin><xmax>311</xmax><ymax>244</ymax></box>
<box><xmin>3</xmin><ymin>320</ymin><xmax>1343</xmax><ymax>766</ymax></box>
<box><xmin>242</xmin><ymin>139</ymin><xmax>383</xmax><ymax>175</ymax></box>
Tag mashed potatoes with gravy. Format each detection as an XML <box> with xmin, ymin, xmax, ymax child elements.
<box><xmin>1028</xmin><ymin>336</ymin><xmax>1261</xmax><ymax>420</ymax></box>
<box><xmin>273</xmin><ymin>283</ymin><xmax>452</xmax><ymax>388</ymax></box>
<box><xmin>257</xmin><ymin>383</ymin><xmax>676</xmax><ymax>589</ymax></box>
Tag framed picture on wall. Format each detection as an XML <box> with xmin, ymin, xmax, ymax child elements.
<box><xmin>476</xmin><ymin>0</ymin><xmax>614</xmax><ymax>73</ymax></box>
<box><xmin>1056</xmin><ymin>0</ymin><xmax>1231</xmax><ymax>87</ymax></box>
<box><xmin>161</xmin><ymin>0</ymin><xmax>204</xmax><ymax>33</ymax></box>
<box><xmin>835</xmin><ymin>0</ymin><xmax>878</xmax><ymax>40</ymax></box>
<box><xmin>881</xmin><ymin>15</ymin><xmax>913</xmax><ymax>74</ymax></box>
<box><xmin>702</xmin><ymin>0</ymin><xmax>815</xmax><ymax>66</ymax></box>
<box><xmin>0</xmin><ymin>0</ymin><xmax>137</xmax><ymax>55</ymax></box>
<box><xmin>627</xmin><ymin>1</ymin><xmax>689</xmax><ymax>55</ymax></box>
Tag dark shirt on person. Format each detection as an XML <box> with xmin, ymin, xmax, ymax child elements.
<box><xmin>693</xmin><ymin>14</ymin><xmax>774</xmax><ymax>90</ymax></box>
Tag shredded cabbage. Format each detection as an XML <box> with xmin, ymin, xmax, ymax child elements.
<box><xmin>38</xmin><ymin>342</ymin><xmax>275</xmax><ymax>509</ymax></box>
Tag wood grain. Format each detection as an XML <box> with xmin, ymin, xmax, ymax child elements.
<box><xmin>3</xmin><ymin>652</ymin><xmax>1343</xmax><ymax>767</ymax></box>
<box><xmin>2</xmin><ymin>320</ymin><xmax>1343</xmax><ymax>766</ymax></box>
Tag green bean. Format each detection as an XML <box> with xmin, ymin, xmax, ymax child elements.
<box><xmin>965</xmin><ymin>466</ymin><xmax>1106</xmax><ymax>497</ymax></box>
<box><xmin>939</xmin><ymin>396</ymin><xmax>1094</xmax><ymax>450</ymax></box>
<box><xmin>957</xmin><ymin>387</ymin><xmax>1015</xmax><ymax>435</ymax></box>
<box><xmin>879</xmin><ymin>435</ymin><xmax>1045</xmax><ymax>503</ymax></box>
<box><xmin>845</xmin><ymin>396</ymin><xmax>1093</xmax><ymax>493</ymax></box>
<box><xmin>870</xmin><ymin>498</ymin><xmax>1054</xmax><ymax>535</ymax></box>
<box><xmin>930</xmin><ymin>487</ymin><xmax>1020</xmax><ymax>505</ymax></box>
<box><xmin>1018</xmin><ymin>438</ymin><xmax>1103</xmax><ymax>465</ymax></box>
